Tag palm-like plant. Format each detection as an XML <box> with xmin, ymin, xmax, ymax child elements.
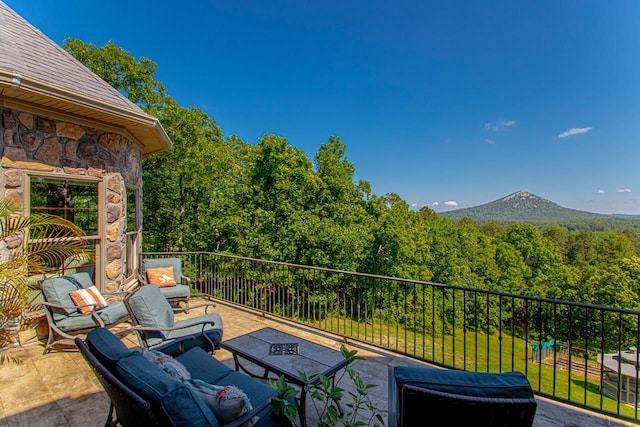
<box><xmin>0</xmin><ymin>198</ymin><xmax>91</xmax><ymax>357</ymax></box>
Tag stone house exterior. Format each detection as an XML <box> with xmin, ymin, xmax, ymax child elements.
<box><xmin>0</xmin><ymin>1</ymin><xmax>171</xmax><ymax>291</ymax></box>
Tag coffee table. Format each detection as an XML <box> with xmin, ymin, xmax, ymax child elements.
<box><xmin>220</xmin><ymin>327</ymin><xmax>350</xmax><ymax>427</ymax></box>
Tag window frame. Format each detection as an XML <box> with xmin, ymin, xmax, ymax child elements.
<box><xmin>124</xmin><ymin>185</ymin><xmax>141</xmax><ymax>281</ymax></box>
<box><xmin>26</xmin><ymin>172</ymin><xmax>103</xmax><ymax>288</ymax></box>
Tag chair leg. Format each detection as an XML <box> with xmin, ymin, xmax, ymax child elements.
<box><xmin>104</xmin><ymin>403</ymin><xmax>115</xmax><ymax>427</ymax></box>
<box><xmin>43</xmin><ymin>326</ymin><xmax>55</xmax><ymax>354</ymax></box>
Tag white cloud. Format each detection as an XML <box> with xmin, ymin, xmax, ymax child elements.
<box><xmin>484</xmin><ymin>138</ymin><xmax>496</xmax><ymax>144</ymax></box>
<box><xmin>432</xmin><ymin>201</ymin><xmax>439</xmax><ymax>206</ymax></box>
<box><xmin>484</xmin><ymin>119</ymin><xmax>516</xmax><ymax>132</ymax></box>
<box><xmin>558</xmin><ymin>127</ymin><xmax>593</xmax><ymax>138</ymax></box>
<box><xmin>597</xmin><ymin>189</ymin><xmax>605</xmax><ymax>194</ymax></box>
<box><xmin>444</xmin><ymin>201</ymin><xmax>458</xmax><ymax>207</ymax></box>
<box><xmin>411</xmin><ymin>203</ymin><xmax>418</xmax><ymax>207</ymax></box>
<box><xmin>618</xmin><ymin>188</ymin><xmax>632</xmax><ymax>193</ymax></box>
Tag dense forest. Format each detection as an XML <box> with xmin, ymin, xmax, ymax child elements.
<box><xmin>64</xmin><ymin>39</ymin><xmax>640</xmax><ymax>311</ymax></box>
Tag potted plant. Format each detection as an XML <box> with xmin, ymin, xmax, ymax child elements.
<box><xmin>270</xmin><ymin>345</ymin><xmax>386</xmax><ymax>427</ymax></box>
<box><xmin>0</xmin><ymin>198</ymin><xmax>89</xmax><ymax>362</ymax></box>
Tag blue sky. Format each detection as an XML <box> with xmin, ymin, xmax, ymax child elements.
<box><xmin>7</xmin><ymin>0</ymin><xmax>640</xmax><ymax>214</ymax></box>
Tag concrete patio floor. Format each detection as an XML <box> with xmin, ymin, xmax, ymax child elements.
<box><xmin>0</xmin><ymin>298</ymin><xmax>636</xmax><ymax>427</ymax></box>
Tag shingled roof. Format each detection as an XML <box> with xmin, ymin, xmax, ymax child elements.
<box><xmin>0</xmin><ymin>1</ymin><xmax>171</xmax><ymax>155</ymax></box>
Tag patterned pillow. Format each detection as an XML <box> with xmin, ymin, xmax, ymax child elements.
<box><xmin>68</xmin><ymin>286</ymin><xmax>107</xmax><ymax>314</ymax></box>
<box><xmin>186</xmin><ymin>380</ymin><xmax>258</xmax><ymax>426</ymax></box>
<box><xmin>141</xmin><ymin>348</ymin><xmax>191</xmax><ymax>381</ymax></box>
<box><xmin>146</xmin><ymin>267</ymin><xmax>177</xmax><ymax>288</ymax></box>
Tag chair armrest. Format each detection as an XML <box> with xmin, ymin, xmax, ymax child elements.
<box><xmin>223</xmin><ymin>391</ymin><xmax>279</xmax><ymax>427</ymax></box>
<box><xmin>180</xmin><ymin>274</ymin><xmax>192</xmax><ymax>285</ymax></box>
<box><xmin>40</xmin><ymin>301</ymin><xmax>105</xmax><ymax>328</ymax></box>
<box><xmin>131</xmin><ymin>320</ymin><xmax>217</xmax><ymax>354</ymax></box>
<box><xmin>187</xmin><ymin>302</ymin><xmax>217</xmax><ymax>312</ymax></box>
<box><xmin>130</xmin><ymin>320</ymin><xmax>216</xmax><ymax>333</ymax></box>
<box><xmin>137</xmin><ymin>273</ymin><xmax>148</xmax><ymax>285</ymax></box>
<box><xmin>40</xmin><ymin>300</ymin><xmax>100</xmax><ymax>313</ymax></box>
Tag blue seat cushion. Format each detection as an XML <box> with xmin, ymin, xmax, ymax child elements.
<box><xmin>96</xmin><ymin>301</ymin><xmax>129</xmax><ymax>325</ymax></box>
<box><xmin>116</xmin><ymin>351</ymin><xmax>218</xmax><ymax>426</ymax></box>
<box><xmin>176</xmin><ymin>347</ymin><xmax>282</xmax><ymax>427</ymax></box>
<box><xmin>41</xmin><ymin>272</ymin><xmax>95</xmax><ymax>315</ymax></box>
<box><xmin>176</xmin><ymin>347</ymin><xmax>234</xmax><ymax>384</ymax></box>
<box><xmin>86</xmin><ymin>327</ymin><xmax>132</xmax><ymax>371</ymax></box>
<box><xmin>128</xmin><ymin>284</ymin><xmax>174</xmax><ymax>329</ymax></box>
<box><xmin>393</xmin><ymin>366</ymin><xmax>534</xmax><ymax>399</ymax></box>
<box><xmin>152</xmin><ymin>313</ymin><xmax>223</xmax><ymax>355</ymax></box>
<box><xmin>159</xmin><ymin>284</ymin><xmax>190</xmax><ymax>299</ymax></box>
<box><xmin>55</xmin><ymin>313</ymin><xmax>103</xmax><ymax>332</ymax></box>
<box><xmin>217</xmin><ymin>371</ymin><xmax>277</xmax><ymax>407</ymax></box>
<box><xmin>143</xmin><ymin>258</ymin><xmax>184</xmax><ymax>285</ymax></box>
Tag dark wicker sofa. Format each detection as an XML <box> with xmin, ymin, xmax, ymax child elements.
<box><xmin>76</xmin><ymin>327</ymin><xmax>288</xmax><ymax>427</ymax></box>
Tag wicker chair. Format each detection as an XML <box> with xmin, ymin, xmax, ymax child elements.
<box><xmin>388</xmin><ymin>365</ymin><xmax>537</xmax><ymax>427</ymax></box>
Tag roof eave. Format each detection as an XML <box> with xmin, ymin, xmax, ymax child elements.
<box><xmin>0</xmin><ymin>69</ymin><xmax>172</xmax><ymax>156</ymax></box>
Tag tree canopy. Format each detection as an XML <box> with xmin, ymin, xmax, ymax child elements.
<box><xmin>65</xmin><ymin>39</ymin><xmax>640</xmax><ymax>311</ymax></box>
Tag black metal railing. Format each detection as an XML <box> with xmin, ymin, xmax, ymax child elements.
<box><xmin>142</xmin><ymin>251</ymin><xmax>640</xmax><ymax>423</ymax></box>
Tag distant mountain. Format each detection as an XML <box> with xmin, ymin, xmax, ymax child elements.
<box><xmin>440</xmin><ymin>191</ymin><xmax>608</xmax><ymax>222</ymax></box>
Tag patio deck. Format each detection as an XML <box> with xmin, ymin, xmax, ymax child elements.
<box><xmin>0</xmin><ymin>298</ymin><xmax>636</xmax><ymax>427</ymax></box>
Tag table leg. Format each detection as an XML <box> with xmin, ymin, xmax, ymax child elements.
<box><xmin>298</xmin><ymin>388</ymin><xmax>308</xmax><ymax>427</ymax></box>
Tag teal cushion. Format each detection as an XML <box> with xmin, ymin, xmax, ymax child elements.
<box><xmin>177</xmin><ymin>348</ymin><xmax>279</xmax><ymax>427</ymax></box>
<box><xmin>177</xmin><ymin>347</ymin><xmax>233</xmax><ymax>384</ymax></box>
<box><xmin>55</xmin><ymin>313</ymin><xmax>102</xmax><ymax>332</ymax></box>
<box><xmin>127</xmin><ymin>284</ymin><xmax>175</xmax><ymax>347</ymax></box>
<box><xmin>86</xmin><ymin>327</ymin><xmax>132</xmax><ymax>371</ymax></box>
<box><xmin>143</xmin><ymin>258</ymin><xmax>183</xmax><ymax>285</ymax></box>
<box><xmin>128</xmin><ymin>283</ymin><xmax>174</xmax><ymax>327</ymax></box>
<box><xmin>41</xmin><ymin>272</ymin><xmax>95</xmax><ymax>315</ymax></box>
<box><xmin>217</xmin><ymin>371</ymin><xmax>277</xmax><ymax>406</ymax></box>
<box><xmin>116</xmin><ymin>351</ymin><xmax>218</xmax><ymax>426</ymax></box>
<box><xmin>393</xmin><ymin>366</ymin><xmax>534</xmax><ymax>399</ymax></box>
<box><xmin>159</xmin><ymin>284</ymin><xmax>190</xmax><ymax>299</ymax></box>
<box><xmin>96</xmin><ymin>300</ymin><xmax>129</xmax><ymax>325</ymax></box>
<box><xmin>167</xmin><ymin>313</ymin><xmax>223</xmax><ymax>348</ymax></box>
<box><xmin>152</xmin><ymin>314</ymin><xmax>222</xmax><ymax>355</ymax></box>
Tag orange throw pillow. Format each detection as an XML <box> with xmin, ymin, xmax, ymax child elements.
<box><xmin>146</xmin><ymin>267</ymin><xmax>177</xmax><ymax>288</ymax></box>
<box><xmin>69</xmin><ymin>286</ymin><xmax>107</xmax><ymax>314</ymax></box>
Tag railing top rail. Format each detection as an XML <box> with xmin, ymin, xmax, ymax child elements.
<box><xmin>141</xmin><ymin>251</ymin><xmax>640</xmax><ymax>315</ymax></box>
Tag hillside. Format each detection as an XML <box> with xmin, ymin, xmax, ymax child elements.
<box><xmin>440</xmin><ymin>191</ymin><xmax>608</xmax><ymax>222</ymax></box>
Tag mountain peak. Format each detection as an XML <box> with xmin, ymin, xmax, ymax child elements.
<box><xmin>441</xmin><ymin>191</ymin><xmax>605</xmax><ymax>222</ymax></box>
<box><xmin>502</xmin><ymin>190</ymin><xmax>534</xmax><ymax>201</ymax></box>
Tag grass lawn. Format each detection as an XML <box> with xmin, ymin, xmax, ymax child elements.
<box><xmin>307</xmin><ymin>314</ymin><xmax>639</xmax><ymax>421</ymax></box>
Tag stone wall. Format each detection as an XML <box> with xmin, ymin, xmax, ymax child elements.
<box><xmin>0</xmin><ymin>107</ymin><xmax>142</xmax><ymax>290</ymax></box>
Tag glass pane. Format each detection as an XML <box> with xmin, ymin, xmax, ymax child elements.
<box><xmin>30</xmin><ymin>177</ymin><xmax>98</xmax><ymax>235</ymax></box>
<box><xmin>126</xmin><ymin>187</ymin><xmax>137</xmax><ymax>233</ymax></box>
<box><xmin>27</xmin><ymin>239</ymin><xmax>96</xmax><ymax>280</ymax></box>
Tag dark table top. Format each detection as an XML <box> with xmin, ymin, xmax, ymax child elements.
<box><xmin>221</xmin><ymin>327</ymin><xmax>349</xmax><ymax>385</ymax></box>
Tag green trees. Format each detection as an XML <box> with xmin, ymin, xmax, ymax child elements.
<box><xmin>65</xmin><ymin>38</ymin><xmax>640</xmax><ymax>312</ymax></box>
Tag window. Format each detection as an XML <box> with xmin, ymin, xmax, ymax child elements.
<box><xmin>125</xmin><ymin>186</ymin><xmax>140</xmax><ymax>279</ymax></box>
<box><xmin>30</xmin><ymin>178</ymin><xmax>99</xmax><ymax>236</ymax></box>
<box><xmin>29</xmin><ymin>176</ymin><xmax>100</xmax><ymax>281</ymax></box>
